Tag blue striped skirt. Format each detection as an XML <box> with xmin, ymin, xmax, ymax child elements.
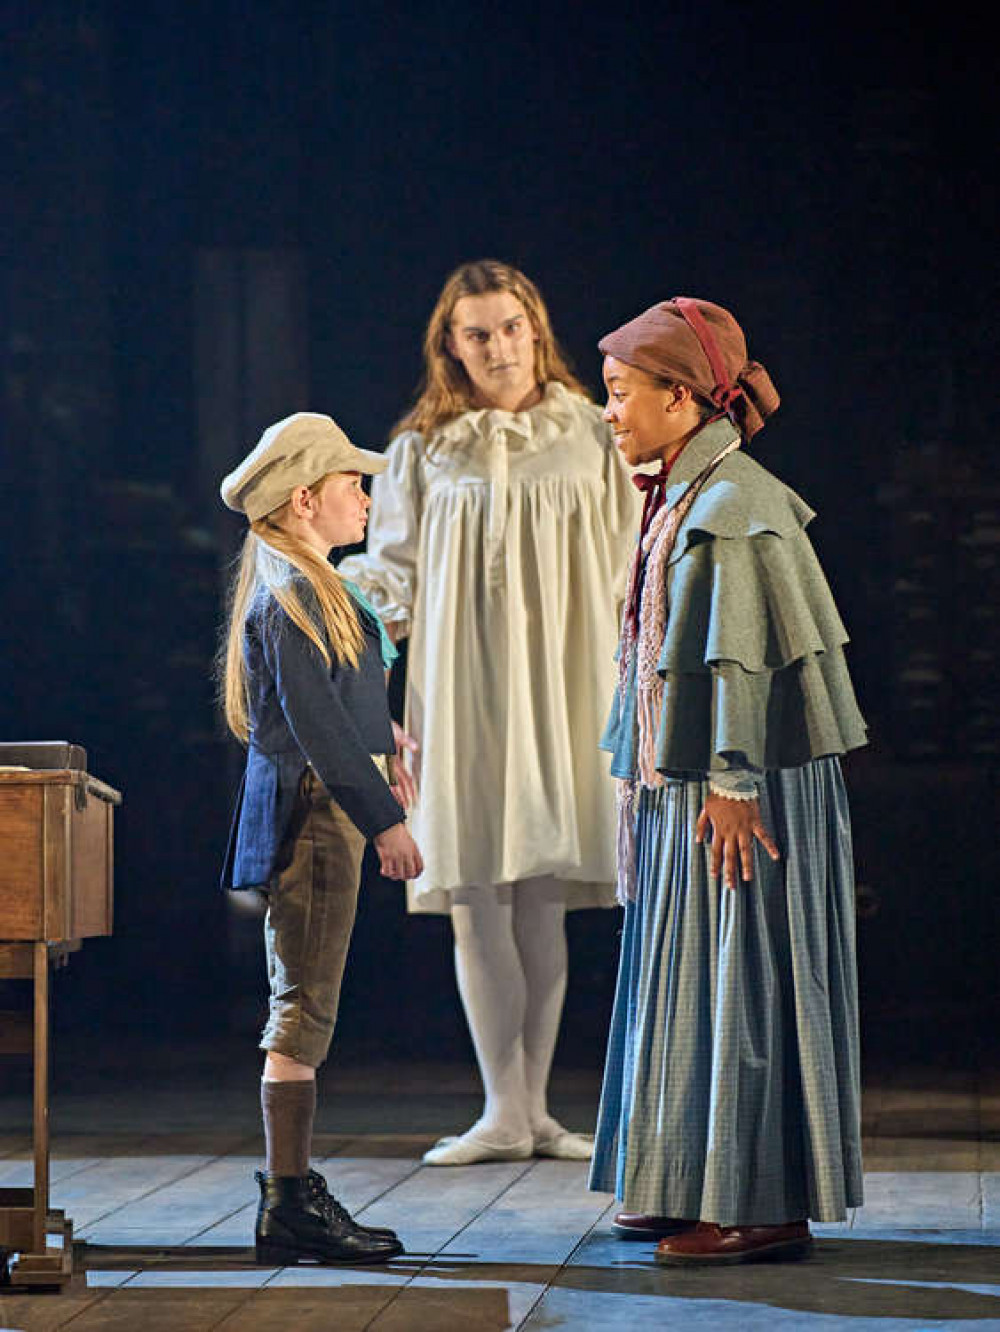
<box><xmin>589</xmin><ymin>757</ymin><xmax>863</xmax><ymax>1225</ymax></box>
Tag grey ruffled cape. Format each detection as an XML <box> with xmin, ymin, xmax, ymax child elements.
<box><xmin>602</xmin><ymin>420</ymin><xmax>868</xmax><ymax>779</ymax></box>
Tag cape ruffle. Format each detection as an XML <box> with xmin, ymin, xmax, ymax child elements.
<box><xmin>602</xmin><ymin>457</ymin><xmax>867</xmax><ymax>778</ymax></box>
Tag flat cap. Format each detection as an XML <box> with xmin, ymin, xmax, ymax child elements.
<box><xmin>220</xmin><ymin>412</ymin><xmax>388</xmax><ymax>522</ymax></box>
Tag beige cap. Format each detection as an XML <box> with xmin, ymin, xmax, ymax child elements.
<box><xmin>220</xmin><ymin>412</ymin><xmax>388</xmax><ymax>522</ymax></box>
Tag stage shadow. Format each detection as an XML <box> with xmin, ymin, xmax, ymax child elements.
<box><xmin>71</xmin><ymin>1236</ymin><xmax>1000</xmax><ymax>1322</ymax></box>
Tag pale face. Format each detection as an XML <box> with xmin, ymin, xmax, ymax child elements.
<box><xmin>602</xmin><ymin>356</ymin><xmax>704</xmax><ymax>468</ymax></box>
<box><xmin>294</xmin><ymin>471</ymin><xmax>371</xmax><ymax>554</ymax></box>
<box><xmin>446</xmin><ymin>291</ymin><xmax>540</xmax><ymax>410</ymax></box>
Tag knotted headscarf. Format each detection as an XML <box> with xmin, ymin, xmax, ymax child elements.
<box><xmin>599</xmin><ymin>296</ymin><xmax>779</xmax><ymax>440</ymax></box>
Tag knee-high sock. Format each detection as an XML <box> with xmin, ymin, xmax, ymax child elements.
<box><xmin>261</xmin><ymin>1079</ymin><xmax>316</xmax><ymax>1176</ymax></box>
<box><xmin>512</xmin><ymin>878</ymin><xmax>568</xmax><ymax>1132</ymax></box>
<box><xmin>451</xmin><ymin>887</ymin><xmax>530</xmax><ymax>1141</ymax></box>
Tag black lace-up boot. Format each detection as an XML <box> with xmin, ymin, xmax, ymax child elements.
<box><xmin>306</xmin><ymin>1169</ymin><xmax>400</xmax><ymax>1242</ymax></box>
<box><xmin>254</xmin><ymin>1171</ymin><xmax>403</xmax><ymax>1264</ymax></box>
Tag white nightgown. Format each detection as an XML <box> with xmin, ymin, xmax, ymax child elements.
<box><xmin>339</xmin><ymin>381</ymin><xmax>640</xmax><ymax>912</ymax></box>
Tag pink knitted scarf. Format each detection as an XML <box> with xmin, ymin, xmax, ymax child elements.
<box><xmin>615</xmin><ymin>435</ymin><xmax>741</xmax><ymax>903</ymax></box>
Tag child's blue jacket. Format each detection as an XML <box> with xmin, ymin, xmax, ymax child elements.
<box><xmin>221</xmin><ymin>588</ymin><xmax>402</xmax><ymax>889</ymax></box>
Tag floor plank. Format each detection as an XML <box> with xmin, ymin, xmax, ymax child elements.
<box><xmin>853</xmin><ymin>1171</ymin><xmax>983</xmax><ymax>1229</ymax></box>
<box><xmin>45</xmin><ymin>1284</ymin><xmax>261</xmax><ymax>1332</ymax></box>
<box><xmin>982</xmin><ymin>1173</ymin><xmax>1000</xmax><ymax>1229</ymax></box>
<box><xmin>214</xmin><ymin>1269</ymin><xmax>411</xmax><ymax>1332</ymax></box>
<box><xmin>353</xmin><ymin>1159</ymin><xmax>536</xmax><ymax>1257</ymax></box>
<box><xmin>0</xmin><ymin>1135</ymin><xmax>160</xmax><ymax>1189</ymax></box>
<box><xmin>74</xmin><ymin>1151</ymin><xmax>251</xmax><ymax>1238</ymax></box>
<box><xmin>861</xmin><ymin>1134</ymin><xmax>982</xmax><ymax>1171</ymax></box>
<box><xmin>369</xmin><ymin>1161</ymin><xmax>613</xmax><ymax>1330</ymax></box>
<box><xmin>369</xmin><ymin>1272</ymin><xmax>545</xmax><ymax>1331</ymax></box>
<box><xmin>433</xmin><ymin>1161</ymin><xmax>612</xmax><ymax>1264</ymax></box>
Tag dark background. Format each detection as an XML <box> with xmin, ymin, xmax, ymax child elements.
<box><xmin>2</xmin><ymin>0</ymin><xmax>997</xmax><ymax>1077</ymax></box>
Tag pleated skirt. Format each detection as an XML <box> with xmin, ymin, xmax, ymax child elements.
<box><xmin>589</xmin><ymin>757</ymin><xmax>863</xmax><ymax>1225</ymax></box>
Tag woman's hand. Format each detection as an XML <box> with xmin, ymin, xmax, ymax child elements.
<box><xmin>695</xmin><ymin>792</ymin><xmax>780</xmax><ymax>891</ymax></box>
<box><xmin>390</xmin><ymin>721</ymin><xmax>419</xmax><ymax>809</ymax></box>
<box><xmin>373</xmin><ymin>822</ymin><xmax>423</xmax><ymax>881</ymax></box>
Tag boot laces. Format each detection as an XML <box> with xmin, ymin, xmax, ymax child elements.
<box><xmin>307</xmin><ymin>1170</ymin><xmax>355</xmax><ymax>1227</ymax></box>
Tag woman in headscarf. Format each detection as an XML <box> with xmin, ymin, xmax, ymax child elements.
<box><xmin>590</xmin><ymin>297</ymin><xmax>867</xmax><ymax>1263</ymax></box>
<box><xmin>339</xmin><ymin>260</ymin><xmax>640</xmax><ymax>1164</ymax></box>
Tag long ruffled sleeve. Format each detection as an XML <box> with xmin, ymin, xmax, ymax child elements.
<box><xmin>338</xmin><ymin>430</ymin><xmax>424</xmax><ymax>638</ymax></box>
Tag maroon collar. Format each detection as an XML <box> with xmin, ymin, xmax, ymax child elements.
<box><xmin>627</xmin><ymin>455</ymin><xmax>681</xmax><ymax>634</ymax></box>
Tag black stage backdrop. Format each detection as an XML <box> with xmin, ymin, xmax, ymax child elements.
<box><xmin>2</xmin><ymin>0</ymin><xmax>997</xmax><ymax>1069</ymax></box>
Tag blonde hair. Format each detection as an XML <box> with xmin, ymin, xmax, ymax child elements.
<box><xmin>219</xmin><ymin>480</ymin><xmax>365</xmax><ymax>743</ymax></box>
<box><xmin>393</xmin><ymin>259</ymin><xmax>590</xmax><ymax>439</ymax></box>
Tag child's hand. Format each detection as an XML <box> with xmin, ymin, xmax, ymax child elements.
<box><xmin>390</xmin><ymin>722</ymin><xmax>420</xmax><ymax>809</ymax></box>
<box><xmin>374</xmin><ymin>822</ymin><xmax>423</xmax><ymax>881</ymax></box>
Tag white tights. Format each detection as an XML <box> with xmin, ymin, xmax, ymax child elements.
<box><xmin>450</xmin><ymin>877</ymin><xmax>569</xmax><ymax>1144</ymax></box>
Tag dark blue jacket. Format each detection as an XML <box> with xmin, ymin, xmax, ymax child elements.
<box><xmin>221</xmin><ymin>587</ymin><xmax>402</xmax><ymax>890</ymax></box>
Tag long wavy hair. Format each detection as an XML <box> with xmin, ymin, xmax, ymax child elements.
<box><xmin>219</xmin><ymin>478</ymin><xmax>365</xmax><ymax>743</ymax></box>
<box><xmin>393</xmin><ymin>259</ymin><xmax>590</xmax><ymax>439</ymax></box>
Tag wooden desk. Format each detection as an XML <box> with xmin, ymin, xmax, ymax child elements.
<box><xmin>0</xmin><ymin>767</ymin><xmax>120</xmax><ymax>1289</ymax></box>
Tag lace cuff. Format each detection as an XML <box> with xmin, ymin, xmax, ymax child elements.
<box><xmin>708</xmin><ymin>769</ymin><xmax>760</xmax><ymax>802</ymax></box>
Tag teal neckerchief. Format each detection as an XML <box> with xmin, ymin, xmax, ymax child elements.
<box><xmin>342</xmin><ymin>578</ymin><xmax>398</xmax><ymax>669</ymax></box>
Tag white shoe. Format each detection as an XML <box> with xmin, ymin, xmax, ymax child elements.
<box><xmin>533</xmin><ymin>1129</ymin><xmax>595</xmax><ymax>1160</ymax></box>
<box><xmin>422</xmin><ymin>1128</ymin><xmax>533</xmax><ymax>1166</ymax></box>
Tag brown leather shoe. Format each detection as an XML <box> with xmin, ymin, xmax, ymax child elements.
<box><xmin>655</xmin><ymin>1221</ymin><xmax>812</xmax><ymax>1264</ymax></box>
<box><xmin>612</xmin><ymin>1212</ymin><xmax>693</xmax><ymax>1240</ymax></box>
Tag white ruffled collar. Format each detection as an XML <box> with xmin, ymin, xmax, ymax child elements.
<box><xmin>434</xmin><ymin>381</ymin><xmax>587</xmax><ymax>448</ymax></box>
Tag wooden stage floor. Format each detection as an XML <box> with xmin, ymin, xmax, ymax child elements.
<box><xmin>0</xmin><ymin>1060</ymin><xmax>998</xmax><ymax>1330</ymax></box>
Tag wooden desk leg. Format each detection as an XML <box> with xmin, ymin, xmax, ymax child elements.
<box><xmin>32</xmin><ymin>941</ymin><xmax>49</xmax><ymax>1256</ymax></box>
